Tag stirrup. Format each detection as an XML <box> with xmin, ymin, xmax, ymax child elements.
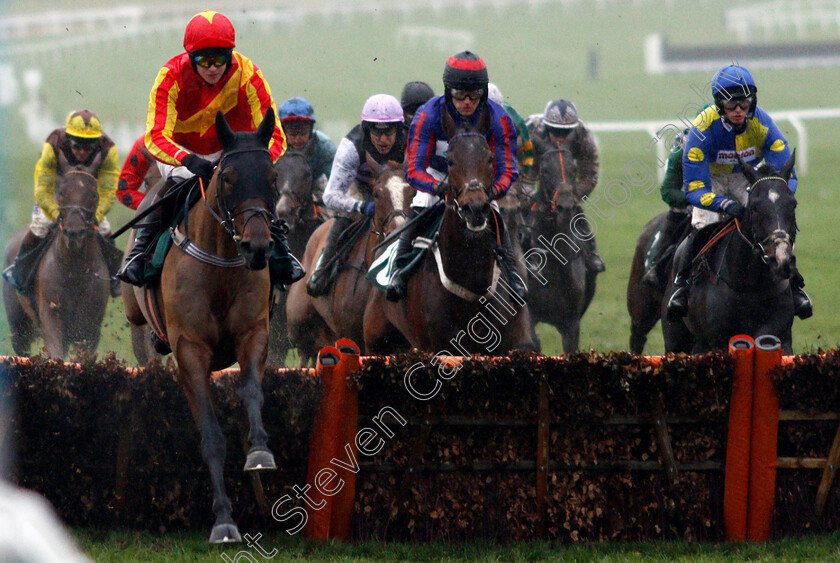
<box><xmin>116</xmin><ymin>254</ymin><xmax>145</xmax><ymax>287</ymax></box>
<box><xmin>665</xmin><ymin>286</ymin><xmax>688</xmax><ymax>321</ymax></box>
<box><xmin>2</xmin><ymin>265</ymin><xmax>28</xmax><ymax>295</ymax></box>
<box><xmin>793</xmin><ymin>288</ymin><xmax>813</xmax><ymax>320</ymax></box>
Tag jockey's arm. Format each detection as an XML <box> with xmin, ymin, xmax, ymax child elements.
<box><xmin>406</xmin><ymin>107</ymin><xmax>440</xmax><ymax>194</ymax></box>
<box><xmin>660</xmin><ymin>144</ymin><xmax>690</xmax><ymax>209</ymax></box>
<box><xmin>574</xmin><ymin>127</ymin><xmax>599</xmax><ymax>200</ymax></box>
<box><xmin>94</xmin><ymin>145</ymin><xmax>120</xmax><ymax>222</ymax></box>
<box><xmin>488</xmin><ymin>112</ymin><xmax>519</xmax><ymax>199</ymax></box>
<box><xmin>117</xmin><ymin>137</ymin><xmax>153</xmax><ymax>209</ymax></box>
<box><xmin>682</xmin><ymin>135</ymin><xmax>732</xmax><ymax>214</ymax></box>
<box><xmin>33</xmin><ymin>143</ymin><xmax>59</xmax><ymax>220</ymax></box>
<box><xmin>322</xmin><ymin>138</ymin><xmax>363</xmax><ymax>215</ymax></box>
<box><xmin>760</xmin><ymin>114</ymin><xmax>798</xmax><ymax>193</ymax></box>
<box><xmin>314</xmin><ymin>131</ymin><xmax>338</xmax><ymax>179</ymax></box>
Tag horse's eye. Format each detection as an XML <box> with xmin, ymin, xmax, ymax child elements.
<box><xmin>447</xmin><ymin>158</ymin><xmax>454</xmax><ymax>167</ymax></box>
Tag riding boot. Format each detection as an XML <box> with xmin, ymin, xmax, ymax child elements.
<box><xmin>642</xmin><ymin>208</ymin><xmax>687</xmax><ymax>287</ymax></box>
<box><xmin>665</xmin><ymin>229</ymin><xmax>701</xmax><ymax>321</ymax></box>
<box><xmin>2</xmin><ymin>230</ymin><xmax>45</xmax><ymax>297</ymax></box>
<box><xmin>269</xmin><ymin>220</ymin><xmax>305</xmax><ymax>288</ymax></box>
<box><xmin>493</xmin><ymin>211</ymin><xmax>528</xmax><ymax>300</ymax></box>
<box><xmin>385</xmin><ymin>208</ymin><xmax>420</xmax><ymax>302</ymax></box>
<box><xmin>116</xmin><ymin>208</ymin><xmax>161</xmax><ymax>287</ymax></box>
<box><xmin>582</xmin><ymin>235</ymin><xmax>606</xmax><ymax>274</ymax></box>
<box><xmin>306</xmin><ymin>216</ymin><xmax>353</xmax><ymax>297</ymax></box>
<box><xmin>790</xmin><ymin>267</ymin><xmax>813</xmax><ymax>320</ymax></box>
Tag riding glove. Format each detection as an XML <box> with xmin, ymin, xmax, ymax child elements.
<box><xmin>354</xmin><ymin>201</ymin><xmax>375</xmax><ymax>217</ymax></box>
<box><xmin>722</xmin><ymin>200</ymin><xmax>745</xmax><ymax>219</ymax></box>
<box><xmin>182</xmin><ymin>153</ymin><xmax>215</xmax><ymax>180</ymax></box>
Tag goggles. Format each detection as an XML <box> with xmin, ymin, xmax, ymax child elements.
<box><xmin>369</xmin><ymin>125</ymin><xmax>398</xmax><ymax>138</ymax></box>
<box><xmin>69</xmin><ymin>138</ymin><xmax>99</xmax><ymax>150</ymax></box>
<box><xmin>283</xmin><ymin>122</ymin><xmax>312</xmax><ymax>136</ymax></box>
<box><xmin>450</xmin><ymin>88</ymin><xmax>484</xmax><ymax>102</ymax></box>
<box><xmin>193</xmin><ymin>53</ymin><xmax>230</xmax><ymax>68</ymax></box>
<box><xmin>722</xmin><ymin>97</ymin><xmax>753</xmax><ymax>111</ymax></box>
<box><xmin>546</xmin><ymin>126</ymin><xmax>571</xmax><ymax>138</ymax></box>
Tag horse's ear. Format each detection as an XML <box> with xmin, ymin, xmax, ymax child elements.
<box><xmin>216</xmin><ymin>110</ymin><xmax>236</xmax><ymax>149</ymax></box>
<box><xmin>256</xmin><ymin>108</ymin><xmax>276</xmax><ymax>148</ymax></box>
<box><xmin>737</xmin><ymin>153</ymin><xmax>759</xmax><ymax>185</ymax></box>
<box><xmin>365</xmin><ymin>151</ymin><xmax>382</xmax><ymax>178</ymax></box>
<box><xmin>477</xmin><ymin>104</ymin><xmax>491</xmax><ymax>136</ymax></box>
<box><xmin>442</xmin><ymin>105</ymin><xmax>457</xmax><ymax>139</ymax></box>
<box><xmin>88</xmin><ymin>148</ymin><xmax>104</xmax><ymax>173</ymax></box>
<box><xmin>780</xmin><ymin>149</ymin><xmax>796</xmax><ymax>181</ymax></box>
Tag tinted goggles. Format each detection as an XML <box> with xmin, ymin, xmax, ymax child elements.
<box><xmin>193</xmin><ymin>53</ymin><xmax>230</xmax><ymax>68</ymax></box>
<box><xmin>450</xmin><ymin>88</ymin><xmax>484</xmax><ymax>102</ymax></box>
<box><xmin>722</xmin><ymin>97</ymin><xmax>753</xmax><ymax>111</ymax></box>
<box><xmin>369</xmin><ymin>125</ymin><xmax>398</xmax><ymax>138</ymax></box>
<box><xmin>69</xmin><ymin>138</ymin><xmax>99</xmax><ymax>150</ymax></box>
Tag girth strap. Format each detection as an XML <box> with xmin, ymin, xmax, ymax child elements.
<box><xmin>170</xmin><ymin>225</ymin><xmax>246</xmax><ymax>268</ymax></box>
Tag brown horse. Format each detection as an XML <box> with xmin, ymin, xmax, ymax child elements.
<box><xmin>286</xmin><ymin>159</ymin><xmax>414</xmax><ymax>365</ymax></box>
<box><xmin>122</xmin><ymin>110</ymin><xmax>279</xmax><ymax>543</ymax></box>
<box><xmin>3</xmin><ymin>157</ymin><xmax>111</xmax><ymax>359</ymax></box>
<box><xmin>522</xmin><ymin>141</ymin><xmax>596</xmax><ymax>354</ymax></box>
<box><xmin>268</xmin><ymin>150</ymin><xmax>330</xmax><ymax>365</ymax></box>
<box><xmin>364</xmin><ymin>107</ymin><xmax>536</xmax><ymax>355</ymax></box>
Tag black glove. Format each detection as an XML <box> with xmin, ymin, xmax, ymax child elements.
<box><xmin>181</xmin><ymin>153</ymin><xmax>215</xmax><ymax>180</ymax></box>
<box><xmin>434</xmin><ymin>181</ymin><xmax>448</xmax><ymax>197</ymax></box>
<box><xmin>722</xmin><ymin>200</ymin><xmax>745</xmax><ymax>219</ymax></box>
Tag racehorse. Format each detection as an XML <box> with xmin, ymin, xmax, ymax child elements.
<box><xmin>523</xmin><ymin>140</ymin><xmax>596</xmax><ymax>353</ymax></box>
<box><xmin>663</xmin><ymin>153</ymin><xmax>798</xmax><ymax>354</ymax></box>
<box><xmin>286</xmin><ymin>158</ymin><xmax>414</xmax><ymax>365</ymax></box>
<box><xmin>268</xmin><ymin>150</ymin><xmax>329</xmax><ymax>365</ymax></box>
<box><xmin>3</xmin><ymin>156</ymin><xmax>111</xmax><ymax>359</ymax></box>
<box><xmin>626</xmin><ymin>210</ymin><xmax>691</xmax><ymax>354</ymax></box>
<box><xmin>122</xmin><ymin>110</ymin><xmax>279</xmax><ymax>543</ymax></box>
<box><xmin>364</xmin><ymin>106</ymin><xmax>537</xmax><ymax>355</ymax></box>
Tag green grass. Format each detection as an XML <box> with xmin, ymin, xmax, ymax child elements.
<box><xmin>2</xmin><ymin>0</ymin><xmax>840</xmax><ymax>363</ymax></box>
<box><xmin>74</xmin><ymin>529</ymin><xmax>840</xmax><ymax>562</ymax></box>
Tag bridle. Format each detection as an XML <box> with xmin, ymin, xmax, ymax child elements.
<box><xmin>200</xmin><ymin>147</ymin><xmax>277</xmax><ymax>243</ymax></box>
<box><xmin>57</xmin><ymin>169</ymin><xmax>98</xmax><ymax>230</ymax></box>
<box><xmin>445</xmin><ymin>132</ymin><xmax>492</xmax><ymax>223</ymax></box>
<box><xmin>736</xmin><ymin>175</ymin><xmax>795</xmax><ymax>265</ymax></box>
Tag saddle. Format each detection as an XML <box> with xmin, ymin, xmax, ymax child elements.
<box><xmin>366</xmin><ymin>206</ymin><xmax>446</xmax><ymax>292</ymax></box>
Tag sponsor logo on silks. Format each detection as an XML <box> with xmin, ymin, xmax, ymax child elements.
<box><xmin>716</xmin><ymin>146</ymin><xmax>756</xmax><ymax>165</ymax></box>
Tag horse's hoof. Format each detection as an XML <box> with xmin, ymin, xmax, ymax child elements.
<box><xmin>209</xmin><ymin>523</ymin><xmax>241</xmax><ymax>544</ymax></box>
<box><xmin>244</xmin><ymin>449</ymin><xmax>277</xmax><ymax>472</ymax></box>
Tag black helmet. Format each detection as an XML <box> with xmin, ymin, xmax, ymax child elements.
<box><xmin>443</xmin><ymin>51</ymin><xmax>488</xmax><ymax>102</ymax></box>
<box><xmin>401</xmin><ymin>81</ymin><xmax>435</xmax><ymax>112</ymax></box>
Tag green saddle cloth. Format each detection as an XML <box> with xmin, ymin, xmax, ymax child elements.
<box><xmin>144</xmin><ymin>186</ymin><xmax>202</xmax><ymax>283</ymax></box>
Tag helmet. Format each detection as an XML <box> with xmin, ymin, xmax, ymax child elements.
<box><xmin>279</xmin><ymin>97</ymin><xmax>316</xmax><ymax>123</ymax></box>
<box><xmin>442</xmin><ymin>51</ymin><xmax>488</xmax><ymax>92</ymax></box>
<box><xmin>542</xmin><ymin>98</ymin><xmax>579</xmax><ymax>130</ymax></box>
<box><xmin>183</xmin><ymin>10</ymin><xmax>235</xmax><ymax>52</ymax></box>
<box><xmin>711</xmin><ymin>64</ymin><xmax>757</xmax><ymax>113</ymax></box>
<box><xmin>487</xmin><ymin>83</ymin><xmax>503</xmax><ymax>105</ymax></box>
<box><xmin>65</xmin><ymin>109</ymin><xmax>103</xmax><ymax>140</ymax></box>
<box><xmin>361</xmin><ymin>94</ymin><xmax>404</xmax><ymax>123</ymax></box>
<box><xmin>400</xmin><ymin>81</ymin><xmax>435</xmax><ymax>111</ymax></box>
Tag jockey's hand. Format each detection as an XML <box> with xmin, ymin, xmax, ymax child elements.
<box><xmin>434</xmin><ymin>181</ymin><xmax>448</xmax><ymax>197</ymax></box>
<box><xmin>182</xmin><ymin>154</ymin><xmax>215</xmax><ymax>180</ymax></box>
<box><xmin>362</xmin><ymin>202</ymin><xmax>376</xmax><ymax>217</ymax></box>
<box><xmin>722</xmin><ymin>200</ymin><xmax>745</xmax><ymax>220</ymax></box>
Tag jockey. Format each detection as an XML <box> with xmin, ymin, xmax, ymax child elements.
<box><xmin>2</xmin><ymin>109</ymin><xmax>122</xmax><ymax>297</ymax></box>
<box><xmin>525</xmin><ymin>98</ymin><xmax>606</xmax><ymax>275</ymax></box>
<box><xmin>116</xmin><ymin>134</ymin><xmax>160</xmax><ymax>210</ymax></box>
<box><xmin>388</xmin><ymin>50</ymin><xmax>525</xmax><ymax>302</ymax></box>
<box><xmin>666</xmin><ymin>64</ymin><xmax>812</xmax><ymax>320</ymax></box>
<box><xmin>278</xmin><ymin>96</ymin><xmax>338</xmax><ymax>204</ymax></box>
<box><xmin>487</xmin><ymin>82</ymin><xmax>535</xmax><ymax>194</ymax></box>
<box><xmin>306</xmin><ymin>94</ymin><xmax>407</xmax><ymax>297</ymax></box>
<box><xmin>116</xmin><ymin>10</ymin><xmax>303</xmax><ymax>288</ymax></box>
<box><xmin>400</xmin><ymin>81</ymin><xmax>435</xmax><ymax>127</ymax></box>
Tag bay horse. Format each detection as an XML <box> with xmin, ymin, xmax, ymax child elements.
<box><xmin>663</xmin><ymin>153</ymin><xmax>798</xmax><ymax>354</ymax></box>
<box><xmin>523</xmin><ymin>140</ymin><xmax>596</xmax><ymax>353</ymax></box>
<box><xmin>3</xmin><ymin>156</ymin><xmax>111</xmax><ymax>359</ymax></box>
<box><xmin>122</xmin><ymin>110</ymin><xmax>279</xmax><ymax>543</ymax></box>
<box><xmin>364</xmin><ymin>106</ymin><xmax>536</xmax><ymax>355</ymax></box>
<box><xmin>626</xmin><ymin>210</ymin><xmax>691</xmax><ymax>354</ymax></box>
<box><xmin>268</xmin><ymin>150</ymin><xmax>330</xmax><ymax>365</ymax></box>
<box><xmin>286</xmin><ymin>159</ymin><xmax>414</xmax><ymax>365</ymax></box>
